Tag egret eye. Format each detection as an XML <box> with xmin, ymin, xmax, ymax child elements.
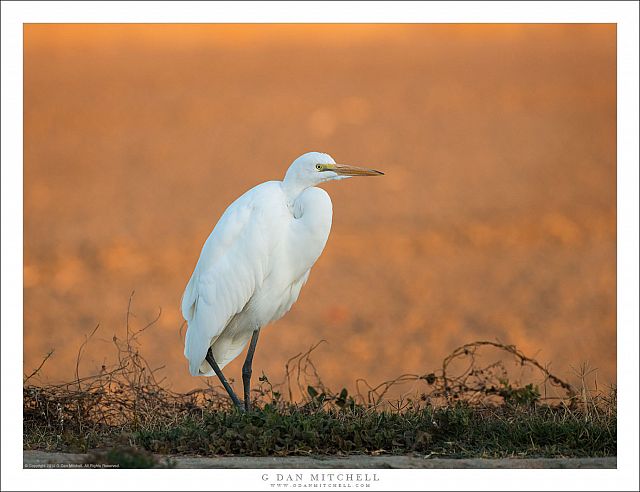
<box><xmin>315</xmin><ymin>164</ymin><xmax>323</xmax><ymax>171</ymax></box>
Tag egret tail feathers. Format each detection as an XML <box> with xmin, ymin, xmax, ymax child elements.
<box><xmin>185</xmin><ymin>321</ymin><xmax>254</xmax><ymax>376</ymax></box>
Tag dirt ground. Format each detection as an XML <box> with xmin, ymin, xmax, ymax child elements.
<box><xmin>23</xmin><ymin>24</ymin><xmax>616</xmax><ymax>398</ymax></box>
<box><xmin>23</xmin><ymin>450</ymin><xmax>616</xmax><ymax>469</ymax></box>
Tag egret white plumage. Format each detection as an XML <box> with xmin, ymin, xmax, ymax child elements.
<box><xmin>181</xmin><ymin>152</ymin><xmax>383</xmax><ymax>410</ymax></box>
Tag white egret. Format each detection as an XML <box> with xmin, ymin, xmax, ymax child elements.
<box><xmin>181</xmin><ymin>152</ymin><xmax>383</xmax><ymax>410</ymax></box>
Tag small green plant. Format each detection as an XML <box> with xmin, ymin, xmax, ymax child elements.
<box><xmin>498</xmin><ymin>380</ymin><xmax>541</xmax><ymax>406</ymax></box>
<box><xmin>85</xmin><ymin>446</ymin><xmax>175</xmax><ymax>468</ymax></box>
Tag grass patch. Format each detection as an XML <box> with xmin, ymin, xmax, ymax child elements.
<box><xmin>133</xmin><ymin>402</ymin><xmax>615</xmax><ymax>458</ymax></box>
<box><xmin>23</xmin><ymin>294</ymin><xmax>616</xmax><ymax>459</ymax></box>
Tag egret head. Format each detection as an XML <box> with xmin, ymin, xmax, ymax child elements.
<box><xmin>284</xmin><ymin>152</ymin><xmax>383</xmax><ymax>189</ymax></box>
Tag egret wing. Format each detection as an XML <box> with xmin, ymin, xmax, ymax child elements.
<box><xmin>182</xmin><ymin>183</ymin><xmax>280</xmax><ymax>375</ymax></box>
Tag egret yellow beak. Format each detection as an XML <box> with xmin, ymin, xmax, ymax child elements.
<box><xmin>332</xmin><ymin>164</ymin><xmax>384</xmax><ymax>176</ymax></box>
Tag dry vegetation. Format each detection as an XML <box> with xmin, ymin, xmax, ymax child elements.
<box><xmin>23</xmin><ymin>298</ymin><xmax>616</xmax><ymax>460</ymax></box>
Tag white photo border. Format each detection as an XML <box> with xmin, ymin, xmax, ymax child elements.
<box><xmin>2</xmin><ymin>2</ymin><xmax>638</xmax><ymax>491</ymax></box>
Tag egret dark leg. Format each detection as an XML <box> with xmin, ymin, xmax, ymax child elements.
<box><xmin>242</xmin><ymin>328</ymin><xmax>261</xmax><ymax>411</ymax></box>
<box><xmin>205</xmin><ymin>348</ymin><xmax>243</xmax><ymax>411</ymax></box>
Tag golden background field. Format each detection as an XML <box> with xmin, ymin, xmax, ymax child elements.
<box><xmin>24</xmin><ymin>24</ymin><xmax>616</xmax><ymax>395</ymax></box>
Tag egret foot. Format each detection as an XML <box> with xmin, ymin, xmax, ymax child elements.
<box><xmin>205</xmin><ymin>348</ymin><xmax>243</xmax><ymax>411</ymax></box>
<box><xmin>242</xmin><ymin>328</ymin><xmax>261</xmax><ymax>411</ymax></box>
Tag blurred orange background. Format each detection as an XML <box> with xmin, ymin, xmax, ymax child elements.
<box><xmin>24</xmin><ymin>24</ymin><xmax>616</xmax><ymax>395</ymax></box>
